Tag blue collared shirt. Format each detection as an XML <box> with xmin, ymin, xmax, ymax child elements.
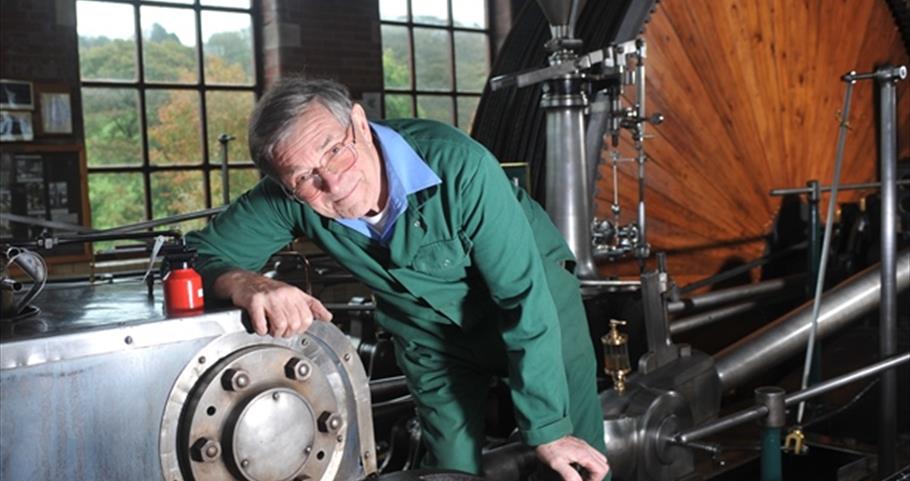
<box><xmin>336</xmin><ymin>121</ymin><xmax>441</xmax><ymax>244</ymax></box>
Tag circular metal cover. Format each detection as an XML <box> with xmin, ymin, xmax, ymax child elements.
<box><xmin>233</xmin><ymin>388</ymin><xmax>315</xmax><ymax>481</ymax></box>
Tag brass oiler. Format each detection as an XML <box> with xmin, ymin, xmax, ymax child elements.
<box><xmin>601</xmin><ymin>319</ymin><xmax>631</xmax><ymax>393</ymax></box>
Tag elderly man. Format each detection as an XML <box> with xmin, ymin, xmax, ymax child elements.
<box><xmin>186</xmin><ymin>77</ymin><xmax>609</xmax><ymax>481</ymax></box>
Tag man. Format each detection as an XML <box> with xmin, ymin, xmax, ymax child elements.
<box><xmin>186</xmin><ymin>77</ymin><xmax>609</xmax><ymax>481</ymax></box>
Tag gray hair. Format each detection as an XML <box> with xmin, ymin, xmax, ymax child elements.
<box><xmin>248</xmin><ymin>77</ymin><xmax>353</xmax><ymax>179</ymax></box>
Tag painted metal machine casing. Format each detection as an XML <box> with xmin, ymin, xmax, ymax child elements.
<box><xmin>0</xmin><ymin>281</ymin><xmax>376</xmax><ymax>481</ymax></box>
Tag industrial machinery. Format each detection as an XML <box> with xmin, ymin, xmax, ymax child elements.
<box><xmin>0</xmin><ymin>282</ymin><xmax>377</xmax><ymax>481</ymax></box>
<box><xmin>1</xmin><ymin>0</ymin><xmax>909</xmax><ymax>480</ymax></box>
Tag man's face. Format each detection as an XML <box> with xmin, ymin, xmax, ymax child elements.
<box><xmin>274</xmin><ymin>103</ymin><xmax>384</xmax><ymax>219</ymax></box>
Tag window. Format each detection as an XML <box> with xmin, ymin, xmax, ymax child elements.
<box><xmin>379</xmin><ymin>0</ymin><xmax>490</xmax><ymax>132</ymax></box>
<box><xmin>76</xmin><ymin>0</ymin><xmax>260</xmax><ymax>249</ymax></box>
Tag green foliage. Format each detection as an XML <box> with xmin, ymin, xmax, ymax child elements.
<box><xmin>80</xmin><ymin>20</ymin><xmax>257</xmax><ymax>241</ymax></box>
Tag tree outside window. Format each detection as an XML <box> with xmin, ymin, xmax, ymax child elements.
<box><xmin>379</xmin><ymin>0</ymin><xmax>490</xmax><ymax>132</ymax></box>
<box><xmin>76</xmin><ymin>0</ymin><xmax>260</xmax><ymax>252</ymax></box>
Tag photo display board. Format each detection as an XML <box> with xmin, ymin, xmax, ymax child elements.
<box><xmin>0</xmin><ymin>146</ymin><xmax>90</xmax><ymax>260</ymax></box>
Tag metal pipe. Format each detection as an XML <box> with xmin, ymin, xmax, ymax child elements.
<box><xmin>669</xmin><ymin>291</ymin><xmax>801</xmax><ymax>336</ymax></box>
<box><xmin>713</xmin><ymin>251</ymin><xmax>910</xmax><ymax>390</ymax></box>
<box><xmin>95</xmin><ymin>207</ymin><xmax>227</xmax><ymax>235</ymax></box>
<box><xmin>876</xmin><ymin>64</ymin><xmax>904</xmax><ymax>477</ymax></box>
<box><xmin>676</xmin><ymin>242</ymin><xmax>807</xmax><ymax>295</ymax></box>
<box><xmin>786</xmin><ymin>353</ymin><xmax>909</xmax><ymax>406</ymax></box>
<box><xmin>218</xmin><ymin>133</ymin><xmax>235</xmax><ymax>206</ymax></box>
<box><xmin>369</xmin><ymin>375</ymin><xmax>408</xmax><ymax>400</ymax></box>
<box><xmin>667</xmin><ymin>274</ymin><xmax>806</xmax><ymax>314</ymax></box>
<box><xmin>769</xmin><ymin>179</ymin><xmax>910</xmax><ymax>196</ymax></box>
<box><xmin>677</xmin><ymin>352</ymin><xmax>909</xmax><ymax>444</ymax></box>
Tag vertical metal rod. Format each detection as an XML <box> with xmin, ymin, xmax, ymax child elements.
<box><xmin>797</xmin><ymin>81</ymin><xmax>854</xmax><ymax>424</ymax></box>
<box><xmin>877</xmin><ymin>65</ymin><xmax>901</xmax><ymax>478</ymax></box>
<box><xmin>635</xmin><ymin>44</ymin><xmax>647</xmax><ymax>260</ymax></box>
<box><xmin>807</xmin><ymin>180</ymin><xmax>822</xmax><ymax>384</ymax></box>
<box><xmin>218</xmin><ymin>133</ymin><xmax>234</xmax><ymax>206</ymax></box>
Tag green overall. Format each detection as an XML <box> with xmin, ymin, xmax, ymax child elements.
<box><xmin>186</xmin><ymin>119</ymin><xmax>607</xmax><ymax>474</ymax></box>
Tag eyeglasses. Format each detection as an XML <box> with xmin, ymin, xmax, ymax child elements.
<box><xmin>281</xmin><ymin>123</ymin><xmax>358</xmax><ymax>202</ymax></box>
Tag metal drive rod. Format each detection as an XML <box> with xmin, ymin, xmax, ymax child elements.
<box><xmin>769</xmin><ymin>179</ymin><xmax>910</xmax><ymax>196</ymax></box>
<box><xmin>669</xmin><ymin>290</ymin><xmax>802</xmax><ymax>336</ymax></box>
<box><xmin>876</xmin><ymin>64</ymin><xmax>905</xmax><ymax>477</ymax></box>
<box><xmin>714</xmin><ymin>251</ymin><xmax>910</xmax><ymax>390</ymax></box>
<box><xmin>676</xmin><ymin>352</ymin><xmax>910</xmax><ymax>444</ymax></box>
<box><xmin>677</xmin><ymin>242</ymin><xmax>807</xmax><ymax>295</ymax></box>
<box><xmin>667</xmin><ymin>274</ymin><xmax>806</xmax><ymax>314</ymax></box>
<box><xmin>95</xmin><ymin>207</ymin><xmax>228</xmax><ymax>235</ymax></box>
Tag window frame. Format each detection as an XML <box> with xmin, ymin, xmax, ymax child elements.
<box><xmin>78</xmin><ymin>0</ymin><xmax>262</xmax><ymax>233</ymax></box>
<box><xmin>380</xmin><ymin>0</ymin><xmax>492</xmax><ymax>128</ymax></box>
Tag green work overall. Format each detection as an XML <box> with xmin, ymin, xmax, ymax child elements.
<box><xmin>187</xmin><ymin>119</ymin><xmax>607</xmax><ymax>475</ymax></box>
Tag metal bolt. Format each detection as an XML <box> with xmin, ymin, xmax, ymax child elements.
<box><xmin>273</xmin><ymin>392</ymin><xmax>280</xmax><ymax>400</ymax></box>
<box><xmin>336</xmin><ymin>434</ymin><xmax>344</xmax><ymax>443</ymax></box>
<box><xmin>364</xmin><ymin>451</ymin><xmax>371</xmax><ymax>458</ymax></box>
<box><xmin>198</xmin><ymin>356</ymin><xmax>206</xmax><ymax>364</ymax></box>
<box><xmin>285</xmin><ymin>357</ymin><xmax>312</xmax><ymax>381</ymax></box>
<box><xmin>317</xmin><ymin>411</ymin><xmax>343</xmax><ymax>433</ymax></box>
<box><xmin>222</xmin><ymin>369</ymin><xmax>251</xmax><ymax>391</ymax></box>
<box><xmin>191</xmin><ymin>438</ymin><xmax>221</xmax><ymax>463</ymax></box>
<box><xmin>343</xmin><ymin>353</ymin><xmax>352</xmax><ymax>362</ymax></box>
<box><xmin>241</xmin><ymin>459</ymin><xmax>250</xmax><ymax>468</ymax></box>
<box><xmin>305</xmin><ymin>445</ymin><xmax>312</xmax><ymax>454</ymax></box>
<box><xmin>124</xmin><ymin>336</ymin><xmax>133</xmax><ymax>345</ymax></box>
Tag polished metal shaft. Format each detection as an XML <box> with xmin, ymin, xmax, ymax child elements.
<box><xmin>714</xmin><ymin>251</ymin><xmax>910</xmax><ymax>390</ymax></box>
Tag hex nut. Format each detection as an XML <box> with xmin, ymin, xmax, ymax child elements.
<box><xmin>222</xmin><ymin>368</ymin><xmax>251</xmax><ymax>391</ymax></box>
<box><xmin>317</xmin><ymin>411</ymin><xmax>343</xmax><ymax>433</ymax></box>
<box><xmin>191</xmin><ymin>438</ymin><xmax>221</xmax><ymax>463</ymax></box>
<box><xmin>285</xmin><ymin>357</ymin><xmax>312</xmax><ymax>381</ymax></box>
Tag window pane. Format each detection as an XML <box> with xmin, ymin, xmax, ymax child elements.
<box><xmin>379</xmin><ymin>0</ymin><xmax>408</xmax><ymax>21</ymax></box>
<box><xmin>416</xmin><ymin>95</ymin><xmax>453</xmax><ymax>123</ymax></box>
<box><xmin>201</xmin><ymin>0</ymin><xmax>250</xmax><ymax>7</ymax></box>
<box><xmin>384</xmin><ymin>94</ymin><xmax>413</xmax><ymax>118</ymax></box>
<box><xmin>146</xmin><ymin>89</ymin><xmax>202</xmax><ymax>165</ymax></box>
<box><xmin>457</xmin><ymin>96</ymin><xmax>480</xmax><ymax>132</ymax></box>
<box><xmin>414</xmin><ymin>28</ymin><xmax>451</xmax><ymax>91</ymax></box>
<box><xmin>412</xmin><ymin>0</ymin><xmax>448</xmax><ymax>25</ymax></box>
<box><xmin>381</xmin><ymin>25</ymin><xmax>411</xmax><ymax>90</ymax></box>
<box><xmin>89</xmin><ymin>172</ymin><xmax>145</xmax><ymax>230</ymax></box>
<box><xmin>453</xmin><ymin>0</ymin><xmax>487</xmax><ymax>28</ymax></box>
<box><xmin>206</xmin><ymin>91</ymin><xmax>255</xmax><ymax>164</ymax></box>
<box><xmin>454</xmin><ymin>32</ymin><xmax>489</xmax><ymax>92</ymax></box>
<box><xmin>210</xmin><ymin>168</ymin><xmax>260</xmax><ymax>206</ymax></box>
<box><xmin>202</xmin><ymin>11</ymin><xmax>254</xmax><ymax>85</ymax></box>
<box><xmin>82</xmin><ymin>88</ymin><xmax>142</xmax><ymax>167</ymax></box>
<box><xmin>151</xmin><ymin>171</ymin><xmax>207</xmax><ymax>232</ymax></box>
<box><xmin>141</xmin><ymin>6</ymin><xmax>198</xmax><ymax>83</ymax></box>
<box><xmin>77</xmin><ymin>1</ymin><xmax>136</xmax><ymax>81</ymax></box>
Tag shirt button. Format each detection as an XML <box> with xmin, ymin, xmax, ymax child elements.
<box><xmin>413</xmin><ymin>220</ymin><xmax>422</xmax><ymax>228</ymax></box>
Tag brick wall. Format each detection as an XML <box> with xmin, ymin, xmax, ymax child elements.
<box><xmin>260</xmin><ymin>0</ymin><xmax>384</xmax><ymax>98</ymax></box>
<box><xmin>0</xmin><ymin>0</ymin><xmax>83</xmax><ymax>143</ymax></box>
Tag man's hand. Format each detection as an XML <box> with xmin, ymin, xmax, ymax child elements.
<box><xmin>534</xmin><ymin>436</ymin><xmax>610</xmax><ymax>481</ymax></box>
<box><xmin>214</xmin><ymin>270</ymin><xmax>333</xmax><ymax>337</ymax></box>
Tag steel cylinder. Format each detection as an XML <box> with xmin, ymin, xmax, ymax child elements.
<box><xmin>543</xmin><ymin>88</ymin><xmax>598</xmax><ymax>279</ymax></box>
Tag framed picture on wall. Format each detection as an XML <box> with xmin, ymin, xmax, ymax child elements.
<box><xmin>39</xmin><ymin>92</ymin><xmax>72</xmax><ymax>134</ymax></box>
<box><xmin>0</xmin><ymin>111</ymin><xmax>34</xmax><ymax>142</ymax></box>
<box><xmin>0</xmin><ymin>79</ymin><xmax>34</xmax><ymax>110</ymax></box>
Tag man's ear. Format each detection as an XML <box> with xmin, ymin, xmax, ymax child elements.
<box><xmin>351</xmin><ymin>103</ymin><xmax>371</xmax><ymax>141</ymax></box>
